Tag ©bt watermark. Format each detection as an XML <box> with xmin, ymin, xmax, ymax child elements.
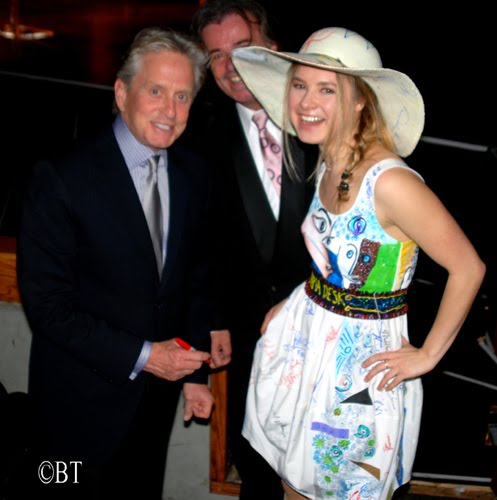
<box><xmin>38</xmin><ymin>461</ymin><xmax>82</xmax><ymax>484</ymax></box>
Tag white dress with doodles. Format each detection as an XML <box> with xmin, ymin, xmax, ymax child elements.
<box><xmin>242</xmin><ymin>158</ymin><xmax>424</xmax><ymax>499</ymax></box>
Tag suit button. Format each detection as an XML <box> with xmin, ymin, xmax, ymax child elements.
<box><xmin>271</xmin><ymin>286</ymin><xmax>277</xmax><ymax>293</ymax></box>
<box><xmin>155</xmin><ymin>302</ymin><xmax>164</xmax><ymax>309</ymax></box>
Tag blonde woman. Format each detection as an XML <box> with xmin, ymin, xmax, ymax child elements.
<box><xmin>231</xmin><ymin>27</ymin><xmax>485</xmax><ymax>500</ymax></box>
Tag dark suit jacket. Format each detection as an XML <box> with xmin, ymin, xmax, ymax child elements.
<box><xmin>181</xmin><ymin>92</ymin><xmax>317</xmax><ymax>346</ymax></box>
<box><xmin>16</xmin><ymin>124</ymin><xmax>211</xmax><ymax>463</ymax></box>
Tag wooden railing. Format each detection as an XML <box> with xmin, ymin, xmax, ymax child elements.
<box><xmin>209</xmin><ymin>369</ymin><xmax>240</xmax><ymax>496</ymax></box>
<box><xmin>0</xmin><ymin>236</ymin><xmax>19</xmax><ymax>303</ymax></box>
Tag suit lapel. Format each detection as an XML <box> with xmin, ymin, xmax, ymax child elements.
<box><xmin>160</xmin><ymin>149</ymin><xmax>188</xmax><ymax>287</ymax></box>
<box><xmin>94</xmin><ymin>130</ymin><xmax>160</xmax><ymax>278</ymax></box>
<box><xmin>229</xmin><ymin>108</ymin><xmax>277</xmax><ymax>264</ymax></box>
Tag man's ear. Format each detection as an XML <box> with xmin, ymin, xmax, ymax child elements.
<box><xmin>114</xmin><ymin>79</ymin><xmax>127</xmax><ymax>112</ymax></box>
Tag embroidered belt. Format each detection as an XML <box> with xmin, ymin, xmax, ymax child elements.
<box><xmin>304</xmin><ymin>270</ymin><xmax>408</xmax><ymax>320</ymax></box>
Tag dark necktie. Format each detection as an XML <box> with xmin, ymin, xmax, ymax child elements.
<box><xmin>142</xmin><ymin>155</ymin><xmax>163</xmax><ymax>274</ymax></box>
<box><xmin>252</xmin><ymin>110</ymin><xmax>282</xmax><ymax>197</ymax></box>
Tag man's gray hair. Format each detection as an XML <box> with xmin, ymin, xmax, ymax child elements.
<box><xmin>117</xmin><ymin>27</ymin><xmax>207</xmax><ymax>97</ymax></box>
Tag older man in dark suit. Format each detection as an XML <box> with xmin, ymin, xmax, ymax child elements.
<box><xmin>17</xmin><ymin>27</ymin><xmax>212</xmax><ymax>500</ymax></box>
<box><xmin>181</xmin><ymin>2</ymin><xmax>318</xmax><ymax>499</ymax></box>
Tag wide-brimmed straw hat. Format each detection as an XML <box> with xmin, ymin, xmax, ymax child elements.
<box><xmin>231</xmin><ymin>27</ymin><xmax>424</xmax><ymax>157</ymax></box>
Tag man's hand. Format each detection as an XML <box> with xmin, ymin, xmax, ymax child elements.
<box><xmin>143</xmin><ymin>339</ymin><xmax>210</xmax><ymax>381</ymax></box>
<box><xmin>183</xmin><ymin>383</ymin><xmax>214</xmax><ymax>421</ymax></box>
<box><xmin>210</xmin><ymin>330</ymin><xmax>232</xmax><ymax>368</ymax></box>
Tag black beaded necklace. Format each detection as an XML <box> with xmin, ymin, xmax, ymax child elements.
<box><xmin>325</xmin><ymin>154</ymin><xmax>362</xmax><ymax>203</ymax></box>
<box><xmin>337</xmin><ymin>163</ymin><xmax>362</xmax><ymax>202</ymax></box>
<box><xmin>338</xmin><ymin>169</ymin><xmax>353</xmax><ymax>201</ymax></box>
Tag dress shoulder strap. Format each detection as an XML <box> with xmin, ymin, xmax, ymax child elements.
<box><xmin>367</xmin><ymin>158</ymin><xmax>424</xmax><ymax>187</ymax></box>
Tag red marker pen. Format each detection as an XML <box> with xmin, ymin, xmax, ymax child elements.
<box><xmin>175</xmin><ymin>337</ymin><xmax>212</xmax><ymax>365</ymax></box>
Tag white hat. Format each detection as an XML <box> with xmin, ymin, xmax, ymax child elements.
<box><xmin>231</xmin><ymin>27</ymin><xmax>424</xmax><ymax>157</ymax></box>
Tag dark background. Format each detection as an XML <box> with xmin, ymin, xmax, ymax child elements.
<box><xmin>1</xmin><ymin>0</ymin><xmax>496</xmax><ymax>484</ymax></box>
<box><xmin>1</xmin><ymin>0</ymin><xmax>495</xmax><ymax>145</ymax></box>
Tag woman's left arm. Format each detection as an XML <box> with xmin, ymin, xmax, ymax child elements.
<box><xmin>363</xmin><ymin>168</ymin><xmax>486</xmax><ymax>390</ymax></box>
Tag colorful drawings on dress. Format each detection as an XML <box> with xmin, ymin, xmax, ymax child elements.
<box><xmin>279</xmin><ymin>359</ymin><xmax>302</xmax><ymax>390</ymax></box>
<box><xmin>336</xmin><ymin>374</ymin><xmax>353</xmax><ymax>392</ymax></box>
<box><xmin>311</xmin><ymin>421</ymin><xmax>349</xmax><ymax>439</ymax></box>
<box><xmin>341</xmin><ymin>388</ymin><xmax>373</xmax><ymax>406</ymax></box>
<box><xmin>326</xmin><ymin>324</ymin><xmax>341</xmax><ymax>343</ymax></box>
<box><xmin>349</xmin><ymin>239</ymin><xmax>380</xmax><ymax>291</ymax></box>
<box><xmin>311</xmin><ymin>409</ymin><xmax>381</xmax><ymax>498</ymax></box>
<box><xmin>304</xmin><ymin>296</ymin><xmax>316</xmax><ymax>316</ymax></box>
<box><xmin>303</xmin><ymin>202</ymin><xmax>381</xmax><ymax>289</ymax></box>
<box><xmin>301</xmin><ymin>173</ymin><xmax>419</xmax><ymax>294</ymax></box>
<box><xmin>336</xmin><ymin>324</ymin><xmax>355</xmax><ymax>375</ymax></box>
<box><xmin>260</xmin><ymin>337</ymin><xmax>278</xmax><ymax>361</ymax></box>
<box><xmin>283</xmin><ymin>331</ymin><xmax>308</xmax><ymax>358</ymax></box>
<box><xmin>383</xmin><ymin>434</ymin><xmax>394</xmax><ymax>452</ymax></box>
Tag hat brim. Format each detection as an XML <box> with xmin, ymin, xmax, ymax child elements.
<box><xmin>232</xmin><ymin>47</ymin><xmax>424</xmax><ymax>157</ymax></box>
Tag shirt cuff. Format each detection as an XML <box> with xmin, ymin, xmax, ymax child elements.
<box><xmin>129</xmin><ymin>340</ymin><xmax>152</xmax><ymax>380</ymax></box>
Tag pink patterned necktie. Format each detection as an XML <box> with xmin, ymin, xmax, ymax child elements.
<box><xmin>252</xmin><ymin>110</ymin><xmax>282</xmax><ymax>197</ymax></box>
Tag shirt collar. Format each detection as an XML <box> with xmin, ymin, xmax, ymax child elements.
<box><xmin>235</xmin><ymin>103</ymin><xmax>282</xmax><ymax>142</ymax></box>
<box><xmin>113</xmin><ymin>114</ymin><xmax>167</xmax><ymax>168</ymax></box>
<box><xmin>236</xmin><ymin>102</ymin><xmax>258</xmax><ymax>131</ymax></box>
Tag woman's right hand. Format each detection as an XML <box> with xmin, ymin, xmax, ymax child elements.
<box><xmin>261</xmin><ymin>299</ymin><xmax>287</xmax><ymax>334</ymax></box>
